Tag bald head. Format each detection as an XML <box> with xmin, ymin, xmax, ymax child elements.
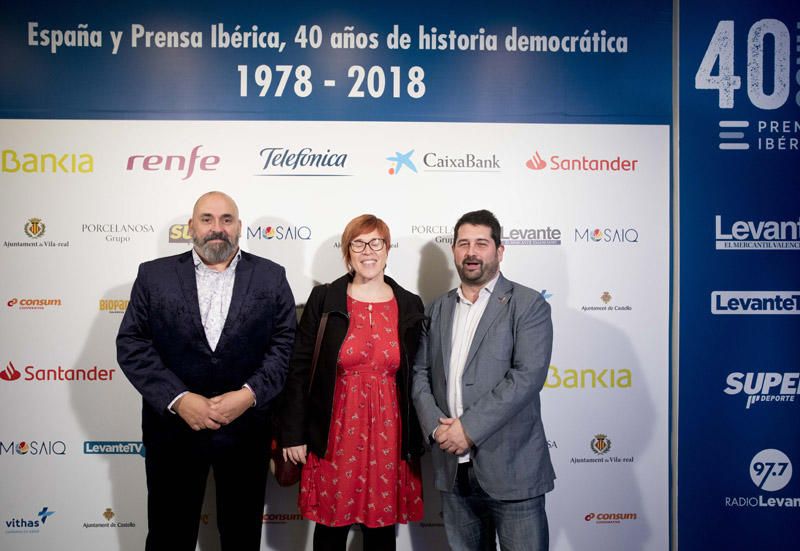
<box><xmin>188</xmin><ymin>191</ymin><xmax>242</xmax><ymax>267</ymax></box>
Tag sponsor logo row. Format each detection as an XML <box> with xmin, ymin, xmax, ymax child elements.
<box><xmin>0</xmin><ymin>440</ymin><xmax>144</xmax><ymax>457</ymax></box>
<box><xmin>2</xmin><ymin>146</ymin><xmax>642</xmax><ymax>178</ymax></box>
<box><xmin>4</xmin><ymin>506</ymin><xmax>137</xmax><ymax>535</ymax></box>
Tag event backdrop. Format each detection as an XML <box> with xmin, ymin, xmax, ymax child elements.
<box><xmin>1</xmin><ymin>2</ymin><xmax>671</xmax><ymax>550</ymax></box>
<box><xmin>679</xmin><ymin>1</ymin><xmax>800</xmax><ymax>550</ymax></box>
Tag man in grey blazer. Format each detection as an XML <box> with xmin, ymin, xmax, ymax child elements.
<box><xmin>412</xmin><ymin>209</ymin><xmax>555</xmax><ymax>550</ymax></box>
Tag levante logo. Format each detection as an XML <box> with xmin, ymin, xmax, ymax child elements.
<box><xmin>715</xmin><ymin>215</ymin><xmax>800</xmax><ymax>250</ymax></box>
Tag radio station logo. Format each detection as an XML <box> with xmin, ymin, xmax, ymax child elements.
<box><xmin>82</xmin><ymin>223</ymin><xmax>155</xmax><ymax>244</ymax></box>
<box><xmin>0</xmin><ymin>440</ymin><xmax>67</xmax><ymax>456</ymax></box>
<box><xmin>4</xmin><ymin>507</ymin><xmax>55</xmax><ymax>534</ymax></box>
<box><xmin>3</xmin><ymin>148</ymin><xmax>93</xmax><ymax>173</ymax></box>
<box><xmin>724</xmin><ymin>371</ymin><xmax>798</xmax><ymax>409</ymax></box>
<box><xmin>82</xmin><ymin>508</ymin><xmax>136</xmax><ymax>529</ymax></box>
<box><xmin>501</xmin><ymin>226</ymin><xmax>561</xmax><ymax>246</ymax></box>
<box><xmin>258</xmin><ymin>146</ymin><xmax>349</xmax><ymax>176</ymax></box>
<box><xmin>725</xmin><ymin>449</ymin><xmax>798</xmax><ymax>508</ymax></box>
<box><xmin>712</xmin><ymin>291</ymin><xmax>800</xmax><ymax>314</ymax></box>
<box><xmin>168</xmin><ymin>224</ymin><xmax>192</xmax><ymax>243</ymax></box>
<box><xmin>715</xmin><ymin>215</ymin><xmax>800</xmax><ymax>250</ymax></box>
<box><xmin>7</xmin><ymin>298</ymin><xmax>62</xmax><ymax>310</ymax></box>
<box><xmin>574</xmin><ymin>227</ymin><xmax>639</xmax><ymax>244</ymax></box>
<box><xmin>422</xmin><ymin>151</ymin><xmax>500</xmax><ymax>172</ymax></box>
<box><xmin>4</xmin><ymin>218</ymin><xmax>69</xmax><ymax>249</ymax></box>
<box><xmin>99</xmin><ymin>299</ymin><xmax>129</xmax><ymax>314</ymax></box>
<box><xmin>583</xmin><ymin>512</ymin><xmax>638</xmax><ymax>525</ymax></box>
<box><xmin>545</xmin><ymin>366</ymin><xmax>632</xmax><ymax>389</ymax></box>
<box><xmin>386</xmin><ymin>150</ymin><xmax>417</xmax><ymax>175</ymax></box>
<box><xmin>83</xmin><ymin>441</ymin><xmax>145</xmax><ymax>457</ymax></box>
<box><xmin>570</xmin><ymin>433</ymin><xmax>635</xmax><ymax>465</ymax></box>
<box><xmin>126</xmin><ymin>145</ymin><xmax>219</xmax><ymax>180</ymax></box>
<box><xmin>0</xmin><ymin>361</ymin><xmax>116</xmax><ymax>383</ymax></box>
<box><xmin>247</xmin><ymin>225</ymin><xmax>312</xmax><ymax>241</ymax></box>
<box><xmin>581</xmin><ymin>291</ymin><xmax>633</xmax><ymax>312</ymax></box>
<box><xmin>524</xmin><ymin>151</ymin><xmax>639</xmax><ymax>172</ymax></box>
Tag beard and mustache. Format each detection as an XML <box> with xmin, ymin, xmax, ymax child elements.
<box><xmin>455</xmin><ymin>255</ymin><xmax>499</xmax><ymax>286</ymax></box>
<box><xmin>192</xmin><ymin>230</ymin><xmax>239</xmax><ymax>264</ymax></box>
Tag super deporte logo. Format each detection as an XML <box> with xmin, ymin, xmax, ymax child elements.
<box><xmin>724</xmin><ymin>372</ymin><xmax>798</xmax><ymax>409</ymax></box>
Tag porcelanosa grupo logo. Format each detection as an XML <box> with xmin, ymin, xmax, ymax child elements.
<box><xmin>125</xmin><ymin>145</ymin><xmax>219</xmax><ymax>180</ymax></box>
<box><xmin>258</xmin><ymin>146</ymin><xmax>349</xmax><ymax>176</ymax></box>
<box><xmin>724</xmin><ymin>371</ymin><xmax>798</xmax><ymax>409</ymax></box>
<box><xmin>724</xmin><ymin>449</ymin><xmax>798</xmax><ymax>509</ymax></box>
<box><xmin>82</xmin><ymin>223</ymin><xmax>155</xmax><ymax>244</ymax></box>
<box><xmin>386</xmin><ymin>150</ymin><xmax>417</xmax><ymax>175</ymax></box>
<box><xmin>410</xmin><ymin>224</ymin><xmax>454</xmax><ymax>245</ymax></box>
<box><xmin>715</xmin><ymin>215</ymin><xmax>800</xmax><ymax>250</ymax></box>
<box><xmin>524</xmin><ymin>151</ymin><xmax>639</xmax><ymax>172</ymax></box>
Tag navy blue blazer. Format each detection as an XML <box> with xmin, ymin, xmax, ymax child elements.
<box><xmin>116</xmin><ymin>250</ymin><xmax>296</xmax><ymax>435</ymax></box>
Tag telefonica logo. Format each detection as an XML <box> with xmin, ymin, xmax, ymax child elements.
<box><xmin>715</xmin><ymin>215</ymin><xmax>800</xmax><ymax>250</ymax></box>
<box><xmin>2</xmin><ymin>149</ymin><xmax>93</xmax><ymax>173</ymax></box>
<box><xmin>712</xmin><ymin>292</ymin><xmax>800</xmax><ymax>314</ymax></box>
<box><xmin>724</xmin><ymin>372</ymin><xmax>798</xmax><ymax>409</ymax></box>
<box><xmin>258</xmin><ymin>147</ymin><xmax>349</xmax><ymax>176</ymax></box>
<box><xmin>525</xmin><ymin>151</ymin><xmax>639</xmax><ymax>172</ymax></box>
<box><xmin>126</xmin><ymin>145</ymin><xmax>219</xmax><ymax>180</ymax></box>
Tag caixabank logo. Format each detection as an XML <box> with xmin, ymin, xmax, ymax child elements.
<box><xmin>724</xmin><ymin>371</ymin><xmax>798</xmax><ymax>409</ymax></box>
<box><xmin>544</xmin><ymin>366</ymin><xmax>632</xmax><ymax>390</ymax></box>
<box><xmin>0</xmin><ymin>361</ymin><xmax>116</xmax><ymax>382</ymax></box>
<box><xmin>0</xmin><ymin>440</ymin><xmax>67</xmax><ymax>456</ymax></box>
<box><xmin>715</xmin><ymin>215</ymin><xmax>800</xmax><ymax>250</ymax></box>
<box><xmin>725</xmin><ymin>449</ymin><xmax>799</xmax><ymax>508</ymax></box>
<box><xmin>525</xmin><ymin>150</ymin><xmax>639</xmax><ymax>172</ymax></box>
<box><xmin>4</xmin><ymin>506</ymin><xmax>55</xmax><ymax>534</ymax></box>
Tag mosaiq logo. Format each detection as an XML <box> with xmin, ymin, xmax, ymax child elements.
<box><xmin>0</xmin><ymin>440</ymin><xmax>67</xmax><ymax>456</ymax></box>
<box><xmin>715</xmin><ymin>215</ymin><xmax>800</xmax><ymax>250</ymax></box>
<box><xmin>247</xmin><ymin>224</ymin><xmax>312</xmax><ymax>241</ymax></box>
<box><xmin>257</xmin><ymin>146</ymin><xmax>349</xmax><ymax>176</ymax></box>
<box><xmin>574</xmin><ymin>227</ymin><xmax>639</xmax><ymax>244</ymax></box>
<box><xmin>724</xmin><ymin>371</ymin><xmax>798</xmax><ymax>409</ymax></box>
<box><xmin>725</xmin><ymin>449</ymin><xmax>799</xmax><ymax>508</ymax></box>
<box><xmin>525</xmin><ymin>150</ymin><xmax>639</xmax><ymax>172</ymax></box>
<box><xmin>126</xmin><ymin>145</ymin><xmax>220</xmax><ymax>180</ymax></box>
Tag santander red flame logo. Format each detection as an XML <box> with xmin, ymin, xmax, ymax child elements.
<box><xmin>1</xmin><ymin>361</ymin><xmax>22</xmax><ymax>381</ymax></box>
<box><xmin>525</xmin><ymin>151</ymin><xmax>547</xmax><ymax>170</ymax></box>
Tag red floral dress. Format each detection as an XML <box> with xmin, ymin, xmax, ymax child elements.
<box><xmin>299</xmin><ymin>296</ymin><xmax>423</xmax><ymax>527</ymax></box>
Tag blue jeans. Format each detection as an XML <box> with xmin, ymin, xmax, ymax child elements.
<box><xmin>441</xmin><ymin>462</ymin><xmax>549</xmax><ymax>551</ymax></box>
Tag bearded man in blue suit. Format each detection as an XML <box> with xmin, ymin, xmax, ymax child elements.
<box><xmin>117</xmin><ymin>191</ymin><xmax>295</xmax><ymax>551</ymax></box>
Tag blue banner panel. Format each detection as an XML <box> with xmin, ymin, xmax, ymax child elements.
<box><xmin>679</xmin><ymin>0</ymin><xmax>800</xmax><ymax>549</ymax></box>
<box><xmin>0</xmin><ymin>0</ymin><xmax>671</xmax><ymax>123</ymax></box>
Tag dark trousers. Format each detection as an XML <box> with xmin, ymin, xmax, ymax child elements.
<box><xmin>313</xmin><ymin>523</ymin><xmax>396</xmax><ymax>551</ymax></box>
<box><xmin>143</xmin><ymin>416</ymin><xmax>270</xmax><ymax>551</ymax></box>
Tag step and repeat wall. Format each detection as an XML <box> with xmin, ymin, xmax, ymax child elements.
<box><xmin>0</xmin><ymin>2</ymin><xmax>672</xmax><ymax>550</ymax></box>
<box><xmin>679</xmin><ymin>1</ymin><xmax>800</xmax><ymax>550</ymax></box>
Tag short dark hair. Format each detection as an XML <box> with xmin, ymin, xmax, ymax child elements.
<box><xmin>453</xmin><ymin>210</ymin><xmax>502</xmax><ymax>247</ymax></box>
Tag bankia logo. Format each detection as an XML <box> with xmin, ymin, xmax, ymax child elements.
<box><xmin>725</xmin><ymin>449</ymin><xmax>799</xmax><ymax>508</ymax></box>
<box><xmin>544</xmin><ymin>366</ymin><xmax>632</xmax><ymax>389</ymax></box>
<box><xmin>0</xmin><ymin>440</ymin><xmax>67</xmax><ymax>456</ymax></box>
<box><xmin>4</xmin><ymin>506</ymin><xmax>55</xmax><ymax>534</ymax></box>
<box><xmin>386</xmin><ymin>150</ymin><xmax>417</xmax><ymax>175</ymax></box>
<box><xmin>0</xmin><ymin>361</ymin><xmax>116</xmax><ymax>382</ymax></box>
<box><xmin>126</xmin><ymin>145</ymin><xmax>219</xmax><ymax>180</ymax></box>
<box><xmin>247</xmin><ymin>225</ymin><xmax>312</xmax><ymax>241</ymax></box>
<box><xmin>712</xmin><ymin>292</ymin><xmax>800</xmax><ymax>315</ymax></box>
<box><xmin>3</xmin><ymin>148</ymin><xmax>93</xmax><ymax>173</ymax></box>
<box><xmin>501</xmin><ymin>225</ymin><xmax>561</xmax><ymax>246</ymax></box>
<box><xmin>258</xmin><ymin>146</ymin><xmax>349</xmax><ymax>176</ymax></box>
<box><xmin>724</xmin><ymin>371</ymin><xmax>798</xmax><ymax>409</ymax></box>
<box><xmin>524</xmin><ymin>151</ymin><xmax>639</xmax><ymax>172</ymax></box>
<box><xmin>7</xmin><ymin>298</ymin><xmax>62</xmax><ymax>310</ymax></box>
<box><xmin>715</xmin><ymin>215</ymin><xmax>800</xmax><ymax>250</ymax></box>
<box><xmin>574</xmin><ymin>227</ymin><xmax>639</xmax><ymax>244</ymax></box>
<box><xmin>422</xmin><ymin>151</ymin><xmax>500</xmax><ymax>172</ymax></box>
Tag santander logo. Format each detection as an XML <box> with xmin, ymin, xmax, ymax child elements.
<box><xmin>525</xmin><ymin>151</ymin><xmax>547</xmax><ymax>170</ymax></box>
<box><xmin>1</xmin><ymin>362</ymin><xmax>22</xmax><ymax>381</ymax></box>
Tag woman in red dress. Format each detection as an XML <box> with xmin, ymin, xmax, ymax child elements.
<box><xmin>279</xmin><ymin>214</ymin><xmax>426</xmax><ymax>550</ymax></box>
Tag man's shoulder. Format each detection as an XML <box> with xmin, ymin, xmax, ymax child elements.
<box><xmin>240</xmin><ymin>251</ymin><xmax>286</xmax><ymax>273</ymax></box>
<box><xmin>138</xmin><ymin>251</ymin><xmax>191</xmax><ymax>273</ymax></box>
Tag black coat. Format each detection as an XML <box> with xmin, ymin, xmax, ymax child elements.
<box><xmin>278</xmin><ymin>273</ymin><xmax>426</xmax><ymax>460</ymax></box>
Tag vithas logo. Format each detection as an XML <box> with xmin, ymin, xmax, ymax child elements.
<box><xmin>1</xmin><ymin>362</ymin><xmax>21</xmax><ymax>381</ymax></box>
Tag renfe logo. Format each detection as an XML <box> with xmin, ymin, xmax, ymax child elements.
<box><xmin>712</xmin><ymin>292</ymin><xmax>800</xmax><ymax>314</ymax></box>
<box><xmin>126</xmin><ymin>145</ymin><xmax>219</xmax><ymax>180</ymax></box>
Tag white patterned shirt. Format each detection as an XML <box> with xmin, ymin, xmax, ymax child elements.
<box><xmin>193</xmin><ymin>247</ymin><xmax>241</xmax><ymax>351</ymax></box>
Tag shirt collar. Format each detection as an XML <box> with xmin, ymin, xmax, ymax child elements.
<box><xmin>192</xmin><ymin>247</ymin><xmax>242</xmax><ymax>273</ymax></box>
<box><xmin>456</xmin><ymin>271</ymin><xmax>501</xmax><ymax>304</ymax></box>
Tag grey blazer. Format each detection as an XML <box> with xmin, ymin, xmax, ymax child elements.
<box><xmin>412</xmin><ymin>273</ymin><xmax>555</xmax><ymax>500</ymax></box>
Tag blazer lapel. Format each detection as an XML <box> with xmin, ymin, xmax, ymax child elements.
<box><xmin>217</xmin><ymin>253</ymin><xmax>253</xmax><ymax>350</ymax></box>
<box><xmin>177</xmin><ymin>252</ymin><xmax>206</xmax><ymax>346</ymax></box>
<box><xmin>439</xmin><ymin>290</ymin><xmax>458</xmax><ymax>382</ymax></box>
<box><xmin>463</xmin><ymin>275</ymin><xmax>513</xmax><ymax>373</ymax></box>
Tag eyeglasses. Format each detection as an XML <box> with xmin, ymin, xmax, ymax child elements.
<box><xmin>349</xmin><ymin>238</ymin><xmax>386</xmax><ymax>252</ymax></box>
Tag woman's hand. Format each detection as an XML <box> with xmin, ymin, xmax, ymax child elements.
<box><xmin>283</xmin><ymin>445</ymin><xmax>308</xmax><ymax>465</ymax></box>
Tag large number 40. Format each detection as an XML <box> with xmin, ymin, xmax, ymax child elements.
<box><xmin>695</xmin><ymin>19</ymin><xmax>790</xmax><ymax>110</ymax></box>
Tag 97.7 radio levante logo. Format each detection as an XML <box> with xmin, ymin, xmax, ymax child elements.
<box><xmin>725</xmin><ymin>449</ymin><xmax>799</xmax><ymax>508</ymax></box>
<box><xmin>695</xmin><ymin>18</ymin><xmax>799</xmax><ymax>152</ymax></box>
